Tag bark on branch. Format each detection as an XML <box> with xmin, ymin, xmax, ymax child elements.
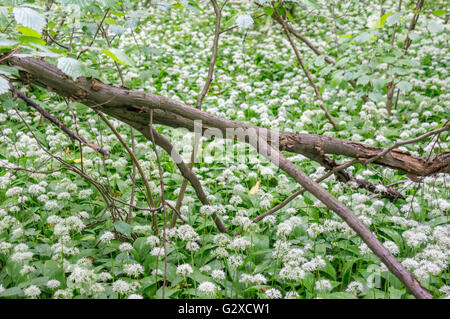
<box><xmin>2</xmin><ymin>54</ymin><xmax>439</xmax><ymax>298</ymax></box>
<box><xmin>4</xmin><ymin>55</ymin><xmax>448</xmax><ymax>177</ymax></box>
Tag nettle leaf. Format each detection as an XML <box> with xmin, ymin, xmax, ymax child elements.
<box><xmin>0</xmin><ymin>76</ymin><xmax>10</xmax><ymax>95</ymax></box>
<box><xmin>101</xmin><ymin>48</ymin><xmax>135</xmax><ymax>66</ymax></box>
<box><xmin>235</xmin><ymin>14</ymin><xmax>254</xmax><ymax>30</ymax></box>
<box><xmin>13</xmin><ymin>7</ymin><xmax>46</xmax><ymax>34</ymax></box>
<box><xmin>57</xmin><ymin>57</ymin><xmax>84</xmax><ymax>79</ymax></box>
<box><xmin>397</xmin><ymin>81</ymin><xmax>412</xmax><ymax>93</ymax></box>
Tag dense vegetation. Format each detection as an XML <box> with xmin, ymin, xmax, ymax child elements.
<box><xmin>0</xmin><ymin>0</ymin><xmax>448</xmax><ymax>299</ymax></box>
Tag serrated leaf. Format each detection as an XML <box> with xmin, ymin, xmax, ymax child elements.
<box><xmin>114</xmin><ymin>220</ymin><xmax>132</xmax><ymax>237</ymax></box>
<box><xmin>101</xmin><ymin>48</ymin><xmax>135</xmax><ymax>66</ymax></box>
<box><xmin>0</xmin><ymin>76</ymin><xmax>9</xmax><ymax>95</ymax></box>
<box><xmin>397</xmin><ymin>81</ymin><xmax>412</xmax><ymax>93</ymax></box>
<box><xmin>235</xmin><ymin>14</ymin><xmax>254</xmax><ymax>30</ymax></box>
<box><xmin>57</xmin><ymin>57</ymin><xmax>83</xmax><ymax>79</ymax></box>
<box><xmin>13</xmin><ymin>7</ymin><xmax>46</xmax><ymax>34</ymax></box>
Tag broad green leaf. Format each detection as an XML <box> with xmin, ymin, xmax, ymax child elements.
<box><xmin>264</xmin><ymin>7</ymin><xmax>274</xmax><ymax>16</ymax></box>
<box><xmin>0</xmin><ymin>76</ymin><xmax>9</xmax><ymax>95</ymax></box>
<box><xmin>13</xmin><ymin>7</ymin><xmax>46</xmax><ymax>34</ymax></box>
<box><xmin>397</xmin><ymin>81</ymin><xmax>412</xmax><ymax>93</ymax></box>
<box><xmin>114</xmin><ymin>220</ymin><xmax>132</xmax><ymax>237</ymax></box>
<box><xmin>0</xmin><ymin>65</ymin><xmax>19</xmax><ymax>77</ymax></box>
<box><xmin>432</xmin><ymin>9</ymin><xmax>446</xmax><ymax>17</ymax></box>
<box><xmin>101</xmin><ymin>48</ymin><xmax>135</xmax><ymax>66</ymax></box>
<box><xmin>374</xmin><ymin>12</ymin><xmax>393</xmax><ymax>28</ymax></box>
<box><xmin>17</xmin><ymin>26</ymin><xmax>41</xmax><ymax>38</ymax></box>
<box><xmin>373</xmin><ymin>78</ymin><xmax>385</xmax><ymax>90</ymax></box>
<box><xmin>57</xmin><ymin>57</ymin><xmax>84</xmax><ymax>79</ymax></box>
<box><xmin>0</xmin><ymin>287</ymin><xmax>24</xmax><ymax>298</ymax></box>
<box><xmin>357</xmin><ymin>75</ymin><xmax>370</xmax><ymax>86</ymax></box>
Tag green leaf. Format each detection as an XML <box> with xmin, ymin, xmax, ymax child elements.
<box><xmin>101</xmin><ymin>48</ymin><xmax>135</xmax><ymax>66</ymax></box>
<box><xmin>13</xmin><ymin>7</ymin><xmax>46</xmax><ymax>34</ymax></box>
<box><xmin>0</xmin><ymin>76</ymin><xmax>9</xmax><ymax>95</ymax></box>
<box><xmin>373</xmin><ymin>78</ymin><xmax>385</xmax><ymax>90</ymax></box>
<box><xmin>264</xmin><ymin>7</ymin><xmax>274</xmax><ymax>16</ymax></box>
<box><xmin>114</xmin><ymin>220</ymin><xmax>132</xmax><ymax>237</ymax></box>
<box><xmin>57</xmin><ymin>57</ymin><xmax>84</xmax><ymax>79</ymax></box>
<box><xmin>357</xmin><ymin>75</ymin><xmax>370</xmax><ymax>86</ymax></box>
<box><xmin>0</xmin><ymin>65</ymin><xmax>19</xmax><ymax>77</ymax></box>
<box><xmin>374</xmin><ymin>12</ymin><xmax>393</xmax><ymax>28</ymax></box>
<box><xmin>0</xmin><ymin>287</ymin><xmax>24</xmax><ymax>298</ymax></box>
<box><xmin>17</xmin><ymin>26</ymin><xmax>41</xmax><ymax>38</ymax></box>
<box><xmin>368</xmin><ymin>92</ymin><xmax>383</xmax><ymax>103</ymax></box>
<box><xmin>432</xmin><ymin>9</ymin><xmax>446</xmax><ymax>17</ymax></box>
<box><xmin>285</xmin><ymin>10</ymin><xmax>295</xmax><ymax>24</ymax></box>
<box><xmin>397</xmin><ymin>81</ymin><xmax>412</xmax><ymax>93</ymax></box>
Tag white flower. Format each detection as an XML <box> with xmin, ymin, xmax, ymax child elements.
<box><xmin>285</xmin><ymin>291</ymin><xmax>300</xmax><ymax>299</ymax></box>
<box><xmin>346</xmin><ymin>281</ymin><xmax>364</xmax><ymax>295</ymax></box>
<box><xmin>383</xmin><ymin>241</ymin><xmax>400</xmax><ymax>255</ymax></box>
<box><xmin>211</xmin><ymin>269</ymin><xmax>225</xmax><ymax>281</ymax></box>
<box><xmin>227</xmin><ymin>237</ymin><xmax>252</xmax><ymax>252</ymax></box>
<box><xmin>265</xmin><ymin>288</ymin><xmax>282</xmax><ymax>299</ymax></box>
<box><xmin>228</xmin><ymin>255</ymin><xmax>243</xmax><ymax>269</ymax></box>
<box><xmin>100</xmin><ymin>231</ymin><xmax>115</xmax><ymax>243</ymax></box>
<box><xmin>98</xmin><ymin>272</ymin><xmax>113</xmax><ymax>282</ymax></box>
<box><xmin>146</xmin><ymin>235</ymin><xmax>160</xmax><ymax>247</ymax></box>
<box><xmin>150</xmin><ymin>247</ymin><xmax>164</xmax><ymax>257</ymax></box>
<box><xmin>176</xmin><ymin>263</ymin><xmax>193</xmax><ymax>276</ymax></box>
<box><xmin>119</xmin><ymin>243</ymin><xmax>133</xmax><ymax>252</ymax></box>
<box><xmin>315</xmin><ymin>279</ymin><xmax>332</xmax><ymax>292</ymax></box>
<box><xmin>198</xmin><ymin>281</ymin><xmax>217</xmax><ymax>296</ymax></box>
<box><xmin>123</xmin><ymin>263</ymin><xmax>145</xmax><ymax>278</ymax></box>
<box><xmin>20</xmin><ymin>265</ymin><xmax>36</xmax><ymax>275</ymax></box>
<box><xmin>24</xmin><ymin>285</ymin><xmax>41</xmax><ymax>298</ymax></box>
<box><xmin>46</xmin><ymin>279</ymin><xmax>61</xmax><ymax>289</ymax></box>
<box><xmin>128</xmin><ymin>294</ymin><xmax>143</xmax><ymax>299</ymax></box>
<box><xmin>112</xmin><ymin>280</ymin><xmax>132</xmax><ymax>295</ymax></box>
